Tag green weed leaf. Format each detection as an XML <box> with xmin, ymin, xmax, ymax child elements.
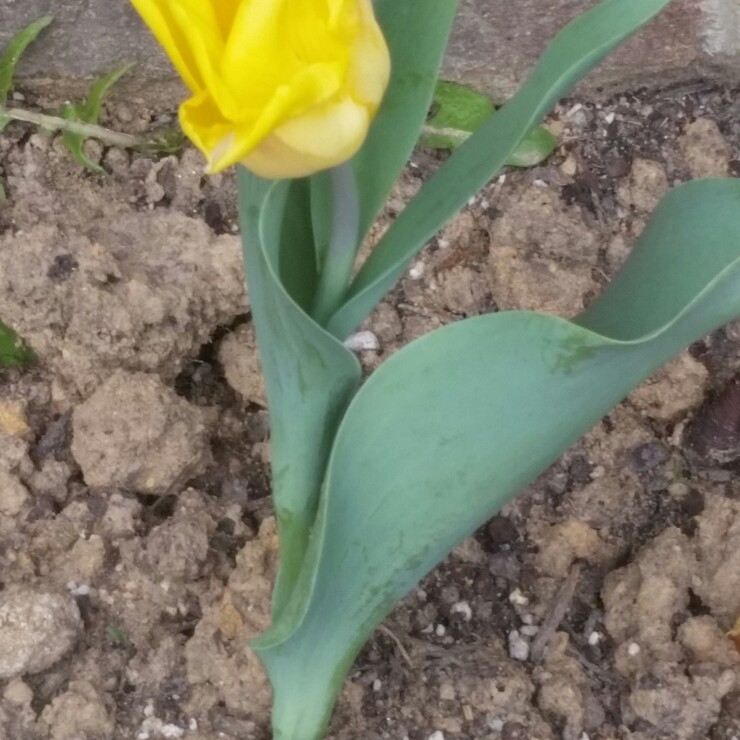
<box><xmin>0</xmin><ymin>321</ymin><xmax>36</xmax><ymax>368</ymax></box>
<box><xmin>143</xmin><ymin>127</ymin><xmax>186</xmax><ymax>156</ymax></box>
<box><xmin>61</xmin><ymin>63</ymin><xmax>133</xmax><ymax>174</ymax></box>
<box><xmin>0</xmin><ymin>15</ymin><xmax>53</xmax><ymax>131</ymax></box>
<box><xmin>506</xmin><ymin>124</ymin><xmax>558</xmax><ymax>167</ymax></box>
<box><xmin>423</xmin><ymin>80</ymin><xmax>495</xmax><ymax>149</ymax></box>
<box><xmin>421</xmin><ymin>80</ymin><xmax>557</xmax><ymax>166</ymax></box>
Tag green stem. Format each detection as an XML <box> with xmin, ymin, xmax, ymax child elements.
<box><xmin>311</xmin><ymin>163</ymin><xmax>360</xmax><ymax>326</ymax></box>
<box><xmin>0</xmin><ymin>105</ymin><xmax>142</xmax><ymax>149</ymax></box>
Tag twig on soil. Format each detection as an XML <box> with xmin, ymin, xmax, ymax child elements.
<box><xmin>0</xmin><ymin>106</ymin><xmax>143</xmax><ymax>149</ymax></box>
<box><xmin>530</xmin><ymin>562</ymin><xmax>582</xmax><ymax>663</ymax></box>
<box><xmin>378</xmin><ymin>624</ymin><xmax>414</xmax><ymax>668</ymax></box>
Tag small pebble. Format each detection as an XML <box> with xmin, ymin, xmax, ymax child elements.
<box><xmin>508</xmin><ymin>588</ymin><xmax>529</xmax><ymax>606</ymax></box>
<box><xmin>372</xmin><ymin>679</ymin><xmax>382</xmax><ymax>692</ymax></box>
<box><xmin>161</xmin><ymin>725</ymin><xmax>185</xmax><ymax>738</ymax></box>
<box><xmin>409</xmin><ymin>261</ymin><xmax>425</xmax><ymax>279</ymax></box>
<box><xmin>487</xmin><ymin>715</ymin><xmax>505</xmax><ymax>731</ymax></box>
<box><xmin>520</xmin><ymin>624</ymin><xmax>539</xmax><ymax>637</ymax></box>
<box><xmin>344</xmin><ymin>331</ymin><xmax>380</xmax><ymax>352</ymax></box>
<box><xmin>587</xmin><ymin>631</ymin><xmax>603</xmax><ymax>646</ymax></box>
<box><xmin>627</xmin><ymin>641</ymin><xmax>641</xmax><ymax>656</ymax></box>
<box><xmin>435</xmin><ymin>624</ymin><xmax>446</xmax><ymax>637</ymax></box>
<box><xmin>451</xmin><ymin>601</ymin><xmax>472</xmax><ymax>621</ymax></box>
<box><xmin>508</xmin><ymin>629</ymin><xmax>530</xmax><ymax>661</ymax></box>
<box><xmin>427</xmin><ymin>732</ymin><xmax>445</xmax><ymax>740</ymax></box>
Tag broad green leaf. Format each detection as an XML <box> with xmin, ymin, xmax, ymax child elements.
<box><xmin>506</xmin><ymin>125</ymin><xmax>558</xmax><ymax>167</ymax></box>
<box><xmin>423</xmin><ymin>81</ymin><xmax>495</xmax><ymax>150</ymax></box>
<box><xmin>0</xmin><ymin>321</ymin><xmax>36</xmax><ymax>367</ymax></box>
<box><xmin>61</xmin><ymin>63</ymin><xmax>133</xmax><ymax>174</ymax></box>
<box><xmin>254</xmin><ymin>178</ymin><xmax>740</xmax><ymax>739</ymax></box>
<box><xmin>421</xmin><ymin>80</ymin><xmax>557</xmax><ymax>166</ymax></box>
<box><xmin>238</xmin><ymin>169</ymin><xmax>360</xmax><ymax>616</ymax></box>
<box><xmin>0</xmin><ymin>15</ymin><xmax>53</xmax><ymax>131</ymax></box>
<box><xmin>327</xmin><ymin>0</ymin><xmax>673</xmax><ymax>339</ymax></box>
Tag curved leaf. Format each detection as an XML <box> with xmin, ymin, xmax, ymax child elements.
<box><xmin>0</xmin><ymin>15</ymin><xmax>53</xmax><ymax>106</ymax></box>
<box><xmin>351</xmin><ymin>0</ymin><xmax>459</xmax><ymax>240</ymax></box>
<box><xmin>326</xmin><ymin>0</ymin><xmax>673</xmax><ymax>339</ymax></box>
<box><xmin>254</xmin><ymin>179</ymin><xmax>740</xmax><ymax>738</ymax></box>
<box><xmin>62</xmin><ymin>63</ymin><xmax>134</xmax><ymax>174</ymax></box>
<box><xmin>238</xmin><ymin>169</ymin><xmax>360</xmax><ymax>615</ymax></box>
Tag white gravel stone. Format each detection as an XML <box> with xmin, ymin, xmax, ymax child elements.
<box><xmin>0</xmin><ymin>589</ymin><xmax>82</xmax><ymax>679</ymax></box>
<box><xmin>508</xmin><ymin>629</ymin><xmax>530</xmax><ymax>661</ymax></box>
<box><xmin>344</xmin><ymin>330</ymin><xmax>380</xmax><ymax>352</ymax></box>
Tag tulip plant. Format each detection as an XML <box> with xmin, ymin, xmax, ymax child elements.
<box><xmin>128</xmin><ymin>0</ymin><xmax>740</xmax><ymax>737</ymax></box>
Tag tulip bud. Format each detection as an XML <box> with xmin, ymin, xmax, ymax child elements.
<box><xmin>131</xmin><ymin>0</ymin><xmax>391</xmax><ymax>178</ymax></box>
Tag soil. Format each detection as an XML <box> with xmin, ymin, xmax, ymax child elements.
<box><xmin>0</xmin><ymin>79</ymin><xmax>740</xmax><ymax>740</ymax></box>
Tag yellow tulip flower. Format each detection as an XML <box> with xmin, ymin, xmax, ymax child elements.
<box><xmin>130</xmin><ymin>0</ymin><xmax>391</xmax><ymax>179</ymax></box>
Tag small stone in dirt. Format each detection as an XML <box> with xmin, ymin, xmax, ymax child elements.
<box><xmin>508</xmin><ymin>588</ymin><xmax>529</xmax><ymax>607</ymax></box>
<box><xmin>369</xmin><ymin>302</ymin><xmax>402</xmax><ymax>344</ymax></box>
<box><xmin>218</xmin><ymin>323</ymin><xmax>266</xmax><ymax>407</ymax></box>
<box><xmin>3</xmin><ymin>678</ymin><xmax>33</xmax><ymax>705</ymax></box>
<box><xmin>604</xmin><ymin>151</ymin><xmax>631</xmax><ymax>179</ymax></box>
<box><xmin>683</xmin><ymin>378</ymin><xmax>740</xmax><ymax>467</ymax></box>
<box><xmin>629</xmin><ymin>352</ymin><xmax>708</xmax><ymax>422</ymax></box>
<box><xmin>0</xmin><ymin>469</ymin><xmax>29</xmax><ymax>518</ymax></box>
<box><xmin>40</xmin><ymin>680</ymin><xmax>114</xmax><ymax>740</ymax></box>
<box><xmin>628</xmin><ymin>441</ymin><xmax>669</xmax><ymax>472</ymax></box>
<box><xmin>143</xmin><ymin>491</ymin><xmax>211</xmax><ymax>581</ymax></box>
<box><xmin>617</xmin><ymin>158</ymin><xmax>669</xmax><ymax>214</ymax></box>
<box><xmin>679</xmin><ymin>117</ymin><xmax>730</xmax><ymax>179</ymax></box>
<box><xmin>535</xmin><ymin>519</ymin><xmax>604</xmax><ymax>578</ymax></box>
<box><xmin>71</xmin><ymin>371</ymin><xmax>209</xmax><ymax>494</ymax></box>
<box><xmin>0</xmin><ymin>401</ymin><xmax>29</xmax><ymax>438</ymax></box>
<box><xmin>500</xmin><ymin>722</ymin><xmax>527</xmax><ymax>740</ymax></box>
<box><xmin>487</xmin><ymin>515</ymin><xmax>518</xmax><ymax>546</ymax></box>
<box><xmin>451</xmin><ymin>601</ymin><xmax>473</xmax><ymax>621</ymax></box>
<box><xmin>679</xmin><ymin>488</ymin><xmax>705</xmax><ymax>518</ymax></box>
<box><xmin>0</xmin><ymin>589</ymin><xmax>82</xmax><ymax>679</ymax></box>
<box><xmin>508</xmin><ymin>629</ymin><xmax>530</xmax><ymax>661</ymax></box>
<box><xmin>345</xmin><ymin>330</ymin><xmax>381</xmax><ymax>352</ymax></box>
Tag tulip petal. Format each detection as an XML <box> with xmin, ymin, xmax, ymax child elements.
<box><xmin>211</xmin><ymin>0</ymin><xmax>241</xmax><ymax>37</ymax></box>
<box><xmin>242</xmin><ymin>136</ymin><xmax>334</xmax><ymax>180</ymax></box>
<box><xmin>167</xmin><ymin>0</ymin><xmax>243</xmax><ymax>119</ymax></box>
<box><xmin>178</xmin><ymin>90</ymin><xmax>231</xmax><ymax>159</ymax></box>
<box><xmin>129</xmin><ymin>0</ymin><xmax>202</xmax><ymax>91</ymax></box>
<box><xmin>222</xmin><ymin>0</ymin><xmax>289</xmax><ymax>107</ymax></box>
<box><xmin>243</xmin><ymin>98</ymin><xmax>369</xmax><ymax>179</ymax></box>
<box><xmin>347</xmin><ymin>0</ymin><xmax>391</xmax><ymax>107</ymax></box>
<box><xmin>185</xmin><ymin>63</ymin><xmax>344</xmax><ymax>173</ymax></box>
<box><xmin>275</xmin><ymin>97</ymin><xmax>369</xmax><ymax>160</ymax></box>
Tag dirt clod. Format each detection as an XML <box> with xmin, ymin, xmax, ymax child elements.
<box><xmin>39</xmin><ymin>680</ymin><xmax>114</xmax><ymax>740</ymax></box>
<box><xmin>0</xmin><ymin>589</ymin><xmax>82</xmax><ymax>679</ymax></box>
<box><xmin>71</xmin><ymin>371</ymin><xmax>210</xmax><ymax>494</ymax></box>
